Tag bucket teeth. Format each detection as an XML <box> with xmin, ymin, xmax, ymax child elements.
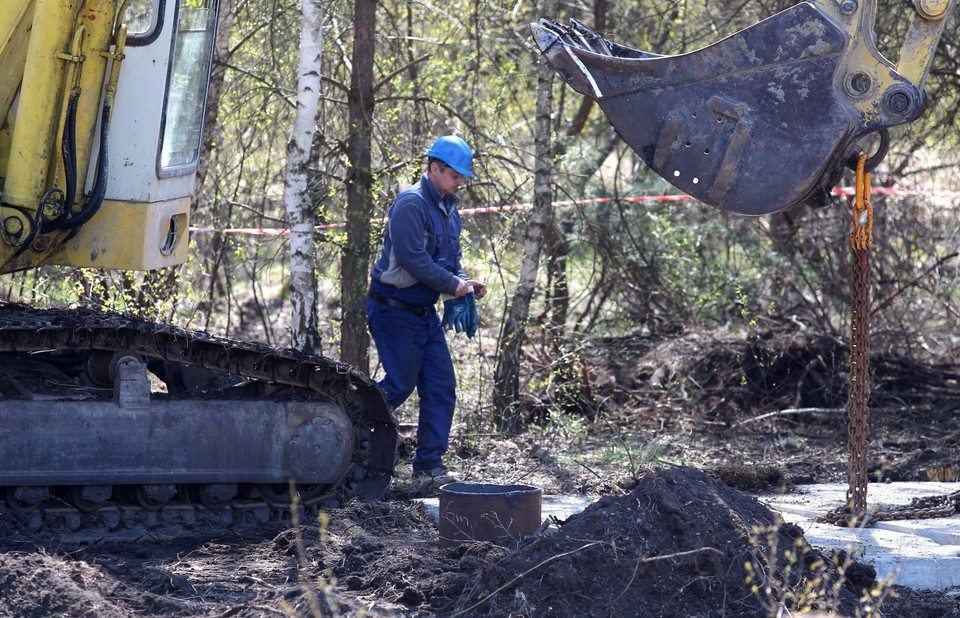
<box><xmin>567</xmin><ymin>19</ymin><xmax>612</xmax><ymax>55</ymax></box>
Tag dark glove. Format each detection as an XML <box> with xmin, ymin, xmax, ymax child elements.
<box><xmin>442</xmin><ymin>291</ymin><xmax>475</xmax><ymax>336</ymax></box>
<box><xmin>465</xmin><ymin>290</ymin><xmax>478</xmax><ymax>338</ymax></box>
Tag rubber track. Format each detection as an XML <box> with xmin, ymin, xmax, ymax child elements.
<box><xmin>0</xmin><ymin>301</ymin><xmax>397</xmax><ymax>503</ymax></box>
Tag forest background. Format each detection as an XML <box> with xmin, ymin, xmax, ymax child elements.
<box><xmin>5</xmin><ymin>0</ymin><xmax>960</xmax><ymax>434</ymax></box>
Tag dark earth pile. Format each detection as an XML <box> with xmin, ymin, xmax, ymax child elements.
<box><xmin>453</xmin><ymin>467</ymin><xmax>896</xmax><ymax>617</ymax></box>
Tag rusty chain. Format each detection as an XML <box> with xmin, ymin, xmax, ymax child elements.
<box><xmin>819</xmin><ymin>489</ymin><xmax>960</xmax><ymax>526</ymax></box>
<box><xmin>819</xmin><ymin>155</ymin><xmax>959</xmax><ymax>527</ymax></box>
<box><xmin>845</xmin><ymin>239</ymin><xmax>871</xmax><ymax>520</ymax></box>
<box><xmin>823</xmin><ymin>153</ymin><xmax>874</xmax><ymax>526</ymax></box>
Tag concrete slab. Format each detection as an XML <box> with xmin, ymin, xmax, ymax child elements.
<box><xmin>757</xmin><ymin>483</ymin><xmax>960</xmax><ymax>591</ymax></box>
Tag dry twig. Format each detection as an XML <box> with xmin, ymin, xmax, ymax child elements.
<box><xmin>734</xmin><ymin>407</ymin><xmax>842</xmax><ymax>427</ymax></box>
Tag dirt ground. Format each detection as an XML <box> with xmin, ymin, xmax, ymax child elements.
<box><xmin>1</xmin><ymin>324</ymin><xmax>959</xmax><ymax>617</ymax></box>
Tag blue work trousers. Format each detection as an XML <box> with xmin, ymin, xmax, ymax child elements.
<box><xmin>366</xmin><ymin>297</ymin><xmax>456</xmax><ymax>471</ymax></box>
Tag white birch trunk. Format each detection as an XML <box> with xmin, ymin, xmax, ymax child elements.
<box><xmin>283</xmin><ymin>0</ymin><xmax>324</xmax><ymax>355</ymax></box>
<box><xmin>493</xmin><ymin>32</ymin><xmax>556</xmax><ymax>430</ymax></box>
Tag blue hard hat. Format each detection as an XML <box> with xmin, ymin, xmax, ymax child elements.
<box><xmin>425</xmin><ymin>135</ymin><xmax>475</xmax><ymax>178</ymax></box>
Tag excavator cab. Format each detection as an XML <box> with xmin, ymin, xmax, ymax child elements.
<box><xmin>532</xmin><ymin>0</ymin><xmax>956</xmax><ymax>215</ymax></box>
<box><xmin>0</xmin><ymin>0</ymin><xmax>217</xmax><ymax>272</ymax></box>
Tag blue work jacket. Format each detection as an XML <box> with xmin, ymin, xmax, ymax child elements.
<box><xmin>370</xmin><ymin>174</ymin><xmax>466</xmax><ymax>307</ymax></box>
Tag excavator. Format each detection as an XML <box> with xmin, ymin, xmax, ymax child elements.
<box><xmin>531</xmin><ymin>0</ymin><xmax>956</xmax><ymax>215</ymax></box>
<box><xmin>0</xmin><ymin>1</ymin><xmax>396</xmax><ymax>524</ymax></box>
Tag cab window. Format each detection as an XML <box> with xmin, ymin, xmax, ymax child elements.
<box><xmin>158</xmin><ymin>0</ymin><xmax>218</xmax><ymax>175</ymax></box>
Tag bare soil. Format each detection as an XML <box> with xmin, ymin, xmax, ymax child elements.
<box><xmin>2</xmin><ymin>324</ymin><xmax>960</xmax><ymax>617</ymax></box>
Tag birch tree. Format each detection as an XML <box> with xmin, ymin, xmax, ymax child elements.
<box><xmin>283</xmin><ymin>0</ymin><xmax>324</xmax><ymax>355</ymax></box>
<box><xmin>492</xmin><ymin>29</ymin><xmax>556</xmax><ymax>432</ymax></box>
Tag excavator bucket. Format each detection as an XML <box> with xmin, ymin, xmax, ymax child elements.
<box><xmin>532</xmin><ymin>0</ymin><xmax>950</xmax><ymax>215</ymax></box>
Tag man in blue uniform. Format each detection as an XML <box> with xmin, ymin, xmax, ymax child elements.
<box><xmin>367</xmin><ymin>135</ymin><xmax>486</xmax><ymax>486</ymax></box>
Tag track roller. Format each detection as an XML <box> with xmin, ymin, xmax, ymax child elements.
<box><xmin>113</xmin><ymin>484</ymin><xmax>177</xmax><ymax>510</ymax></box>
<box><xmin>185</xmin><ymin>483</ymin><xmax>238</xmax><ymax>509</ymax></box>
<box><xmin>69</xmin><ymin>485</ymin><xmax>113</xmax><ymax>512</ymax></box>
<box><xmin>6</xmin><ymin>486</ymin><xmax>48</xmax><ymax>512</ymax></box>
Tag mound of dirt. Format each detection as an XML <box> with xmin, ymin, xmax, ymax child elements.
<box><xmin>451</xmin><ymin>467</ymin><xmax>896</xmax><ymax>617</ymax></box>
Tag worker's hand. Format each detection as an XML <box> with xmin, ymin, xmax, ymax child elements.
<box><xmin>442</xmin><ymin>291</ymin><xmax>475</xmax><ymax>336</ymax></box>
<box><xmin>467</xmin><ymin>280</ymin><xmax>487</xmax><ymax>300</ymax></box>
<box><xmin>453</xmin><ymin>279</ymin><xmax>472</xmax><ymax>297</ymax></box>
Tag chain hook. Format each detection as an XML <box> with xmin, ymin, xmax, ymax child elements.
<box><xmin>850</xmin><ymin>154</ymin><xmax>874</xmax><ymax>252</ymax></box>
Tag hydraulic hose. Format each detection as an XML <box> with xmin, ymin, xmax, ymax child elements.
<box><xmin>61</xmin><ymin>90</ymin><xmax>79</xmax><ymax>221</ymax></box>
<box><xmin>57</xmin><ymin>17</ymin><xmax>129</xmax><ymax>241</ymax></box>
<box><xmin>9</xmin><ymin>188</ymin><xmax>64</xmax><ymax>259</ymax></box>
<box><xmin>60</xmin><ymin>99</ymin><xmax>110</xmax><ymax>240</ymax></box>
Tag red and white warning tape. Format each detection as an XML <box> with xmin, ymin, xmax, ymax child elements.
<box><xmin>189</xmin><ymin>186</ymin><xmax>960</xmax><ymax>237</ymax></box>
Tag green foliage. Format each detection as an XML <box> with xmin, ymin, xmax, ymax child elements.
<box><xmin>746</xmin><ymin>520</ymin><xmax>894</xmax><ymax>617</ymax></box>
<box><xmin>594</xmin><ymin>433</ymin><xmax>667</xmax><ymax>472</ymax></box>
<box><xmin>166</xmin><ymin>0</ymin><xmax>960</xmax><ymax>361</ymax></box>
<box><xmin>0</xmin><ymin>266</ymin><xmax>183</xmax><ymax>323</ymax></box>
